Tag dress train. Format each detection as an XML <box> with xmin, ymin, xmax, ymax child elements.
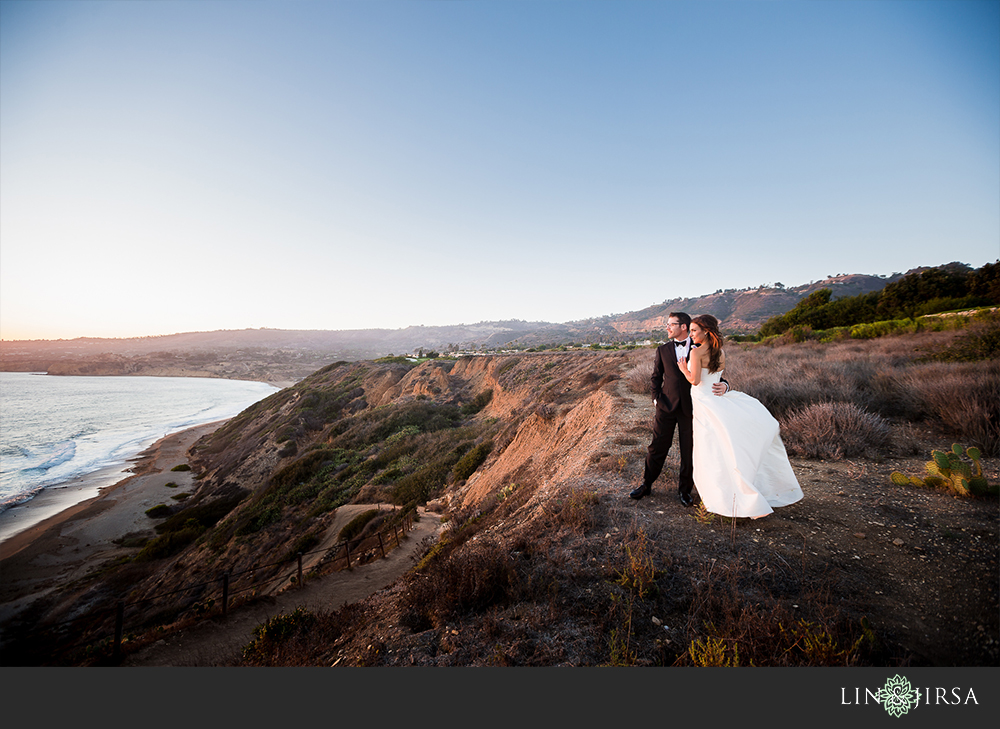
<box><xmin>690</xmin><ymin>369</ymin><xmax>803</xmax><ymax>518</ymax></box>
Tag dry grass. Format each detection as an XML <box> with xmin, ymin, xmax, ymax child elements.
<box><xmin>899</xmin><ymin>360</ymin><xmax>1000</xmax><ymax>457</ymax></box>
<box><xmin>676</xmin><ymin>558</ymin><xmax>874</xmax><ymax>666</ymax></box>
<box><xmin>626</xmin><ymin>359</ymin><xmax>654</xmax><ymax>396</ymax></box>
<box><xmin>218</xmin><ymin>335</ymin><xmax>997</xmax><ymax>667</ymax></box>
<box><xmin>781</xmin><ymin>402</ymin><xmax>893</xmax><ymax>459</ymax></box>
<box><xmin>624</xmin><ymin>333</ymin><xmax>998</xmax><ymax>456</ymax></box>
<box><xmin>725</xmin><ymin>338</ymin><xmax>999</xmax><ymax>456</ymax></box>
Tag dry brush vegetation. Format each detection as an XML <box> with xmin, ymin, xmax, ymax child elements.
<box><xmin>232</xmin><ymin>316</ymin><xmax>998</xmax><ymax>667</ymax></box>
<box><xmin>4</xmin><ymin>314</ymin><xmax>997</xmax><ymax>667</ymax></box>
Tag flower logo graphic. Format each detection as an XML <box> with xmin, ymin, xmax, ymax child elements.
<box><xmin>880</xmin><ymin>674</ymin><xmax>919</xmax><ymax>717</ymax></box>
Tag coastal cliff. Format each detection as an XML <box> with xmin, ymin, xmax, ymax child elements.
<box><xmin>8</xmin><ymin>351</ymin><xmax>627</xmax><ymax>645</ymax></box>
<box><xmin>2</xmin><ymin>327</ymin><xmax>997</xmax><ymax>666</ymax></box>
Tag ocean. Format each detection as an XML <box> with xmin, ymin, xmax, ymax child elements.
<box><xmin>0</xmin><ymin>372</ymin><xmax>280</xmax><ymax>513</ymax></box>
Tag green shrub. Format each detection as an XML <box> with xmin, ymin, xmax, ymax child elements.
<box><xmin>134</xmin><ymin>519</ymin><xmax>203</xmax><ymax>562</ymax></box>
<box><xmin>281</xmin><ymin>530</ymin><xmax>325</xmax><ymax>563</ymax></box>
<box><xmin>156</xmin><ymin>492</ymin><xmax>246</xmax><ymax>535</ymax></box>
<box><xmin>780</xmin><ymin>325</ymin><xmax>816</xmax><ymax>344</ymax></box>
<box><xmin>270</xmin><ymin>448</ymin><xmax>344</xmax><ymax>490</ymax></box>
<box><xmin>145</xmin><ymin>504</ymin><xmax>171</xmax><ymax>519</ymax></box>
<box><xmin>452</xmin><ymin>440</ymin><xmax>493</xmax><ymax>481</ymax></box>
<box><xmin>850</xmin><ymin>319</ymin><xmax>915</xmax><ymax>339</ymax></box>
<box><xmin>497</xmin><ymin>359</ymin><xmax>518</xmax><ymax>376</ymax></box>
<box><xmin>235</xmin><ymin>503</ymin><xmax>283</xmax><ymax>537</ymax></box>
<box><xmin>461</xmin><ymin>389</ymin><xmax>494</xmax><ymax>416</ymax></box>
<box><xmin>913</xmin><ymin>296</ymin><xmax>992</xmax><ymax>318</ymax></box>
<box><xmin>923</xmin><ymin>311</ymin><xmax>1000</xmax><ymax>362</ymax></box>
<box><xmin>170</xmin><ymin>464</ymin><xmax>191</xmax><ymax>472</ymax></box>
<box><xmin>392</xmin><ymin>449</ymin><xmax>466</xmax><ymax>505</ymax></box>
<box><xmin>338</xmin><ymin>509</ymin><xmax>380</xmax><ymax>542</ymax></box>
<box><xmin>386</xmin><ymin>425</ymin><xmax>421</xmax><ymax>444</ymax></box>
<box><xmin>241</xmin><ymin>607</ymin><xmax>317</xmax><ymax>664</ymax></box>
<box><xmin>327</xmin><ymin>401</ymin><xmax>462</xmax><ymax>452</ymax></box>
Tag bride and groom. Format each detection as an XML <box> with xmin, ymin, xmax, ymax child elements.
<box><xmin>629</xmin><ymin>312</ymin><xmax>802</xmax><ymax>518</ymax></box>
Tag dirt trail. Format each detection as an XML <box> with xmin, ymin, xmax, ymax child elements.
<box><xmin>122</xmin><ymin>507</ymin><xmax>442</xmax><ymax>666</ymax></box>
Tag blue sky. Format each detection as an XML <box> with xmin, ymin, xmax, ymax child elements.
<box><xmin>1</xmin><ymin>0</ymin><xmax>997</xmax><ymax>340</ymax></box>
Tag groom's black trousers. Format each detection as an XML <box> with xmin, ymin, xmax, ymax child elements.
<box><xmin>643</xmin><ymin>406</ymin><xmax>694</xmax><ymax>496</ymax></box>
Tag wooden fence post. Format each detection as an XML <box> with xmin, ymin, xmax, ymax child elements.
<box><xmin>378</xmin><ymin>532</ymin><xmax>385</xmax><ymax>559</ymax></box>
<box><xmin>113</xmin><ymin>600</ymin><xmax>124</xmax><ymax>660</ymax></box>
<box><xmin>298</xmin><ymin>552</ymin><xmax>304</xmax><ymax>589</ymax></box>
<box><xmin>344</xmin><ymin>539</ymin><xmax>352</xmax><ymax>570</ymax></box>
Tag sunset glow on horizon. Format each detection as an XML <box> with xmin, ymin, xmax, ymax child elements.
<box><xmin>2</xmin><ymin>0</ymin><xmax>997</xmax><ymax>342</ymax></box>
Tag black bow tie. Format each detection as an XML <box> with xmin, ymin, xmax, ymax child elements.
<box><xmin>674</xmin><ymin>340</ymin><xmax>688</xmax><ymax>347</ymax></box>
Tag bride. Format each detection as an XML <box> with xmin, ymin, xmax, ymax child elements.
<box><xmin>676</xmin><ymin>315</ymin><xmax>803</xmax><ymax>518</ymax></box>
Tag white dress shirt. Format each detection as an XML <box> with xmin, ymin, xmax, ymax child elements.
<box><xmin>673</xmin><ymin>337</ymin><xmax>692</xmax><ymax>361</ymax></box>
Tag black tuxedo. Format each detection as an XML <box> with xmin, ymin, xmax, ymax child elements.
<box><xmin>643</xmin><ymin>339</ymin><xmax>695</xmax><ymax>494</ymax></box>
<box><xmin>650</xmin><ymin>339</ymin><xmax>695</xmax><ymax>417</ymax></box>
<box><xmin>642</xmin><ymin>339</ymin><xmax>728</xmax><ymax>496</ymax></box>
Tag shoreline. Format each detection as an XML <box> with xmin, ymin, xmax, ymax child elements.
<box><xmin>0</xmin><ymin>420</ymin><xmax>226</xmax><ymax>624</ymax></box>
<box><xmin>0</xmin><ymin>371</ymin><xmax>286</xmax><ymax>546</ymax></box>
<box><xmin>0</xmin><ymin>462</ymin><xmax>151</xmax><ymax>547</ymax></box>
<box><xmin>0</xmin><ymin>420</ymin><xmax>227</xmax><ymax>547</ymax></box>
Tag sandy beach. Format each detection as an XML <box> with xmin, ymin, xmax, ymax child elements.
<box><xmin>0</xmin><ymin>420</ymin><xmax>225</xmax><ymax>625</ymax></box>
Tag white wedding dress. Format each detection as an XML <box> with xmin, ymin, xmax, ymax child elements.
<box><xmin>691</xmin><ymin>369</ymin><xmax>803</xmax><ymax>518</ymax></box>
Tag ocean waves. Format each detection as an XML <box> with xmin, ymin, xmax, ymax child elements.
<box><xmin>0</xmin><ymin>373</ymin><xmax>279</xmax><ymax>512</ymax></box>
<box><xmin>27</xmin><ymin>440</ymin><xmax>77</xmax><ymax>472</ymax></box>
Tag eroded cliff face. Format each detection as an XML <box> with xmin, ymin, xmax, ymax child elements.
<box><xmin>117</xmin><ymin>350</ymin><xmax>641</xmax><ymax>614</ymax></box>
<box><xmin>458</xmin><ymin>388</ymin><xmax>621</xmax><ymax>508</ymax></box>
<box><xmin>185</xmin><ymin>352</ymin><xmax>633</xmax><ymax>504</ymax></box>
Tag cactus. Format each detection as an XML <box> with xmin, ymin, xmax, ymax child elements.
<box><xmin>890</xmin><ymin>444</ymin><xmax>996</xmax><ymax>498</ymax></box>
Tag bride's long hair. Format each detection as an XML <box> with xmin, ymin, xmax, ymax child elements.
<box><xmin>692</xmin><ymin>315</ymin><xmax>724</xmax><ymax>372</ymax></box>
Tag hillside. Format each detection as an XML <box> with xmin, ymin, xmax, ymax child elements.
<box><xmin>0</xmin><ymin>268</ymin><xmax>914</xmax><ymax>381</ymax></box>
<box><xmin>2</xmin><ymin>319</ymin><xmax>997</xmax><ymax>666</ymax></box>
<box><xmin>0</xmin><ymin>323</ymin><xmax>542</xmax><ymax>384</ymax></box>
<box><xmin>608</xmin><ymin>272</ymin><xmax>900</xmax><ymax>336</ymax></box>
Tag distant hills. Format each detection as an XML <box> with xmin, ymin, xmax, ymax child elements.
<box><xmin>554</xmin><ymin>271</ymin><xmax>902</xmax><ymax>341</ymax></box>
<box><xmin>0</xmin><ymin>265</ymin><xmax>961</xmax><ymax>382</ymax></box>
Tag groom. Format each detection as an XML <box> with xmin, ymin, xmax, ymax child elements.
<box><xmin>629</xmin><ymin>312</ymin><xmax>728</xmax><ymax>506</ymax></box>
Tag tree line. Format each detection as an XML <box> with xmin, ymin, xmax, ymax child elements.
<box><xmin>758</xmin><ymin>261</ymin><xmax>1000</xmax><ymax>338</ymax></box>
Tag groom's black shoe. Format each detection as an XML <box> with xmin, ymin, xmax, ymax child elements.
<box><xmin>630</xmin><ymin>483</ymin><xmax>651</xmax><ymax>500</ymax></box>
<box><xmin>678</xmin><ymin>491</ymin><xmax>694</xmax><ymax>507</ymax></box>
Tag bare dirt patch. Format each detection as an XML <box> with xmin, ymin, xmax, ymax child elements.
<box><xmin>592</xmin><ymin>382</ymin><xmax>998</xmax><ymax>666</ymax></box>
